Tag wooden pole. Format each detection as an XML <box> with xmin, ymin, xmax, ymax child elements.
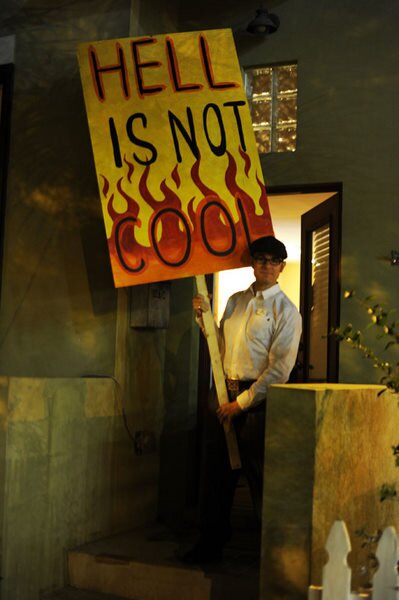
<box><xmin>195</xmin><ymin>274</ymin><xmax>241</xmax><ymax>470</ymax></box>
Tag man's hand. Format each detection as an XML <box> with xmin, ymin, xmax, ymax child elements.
<box><xmin>216</xmin><ymin>400</ymin><xmax>242</xmax><ymax>425</ymax></box>
<box><xmin>192</xmin><ymin>293</ymin><xmax>210</xmax><ymax>317</ymax></box>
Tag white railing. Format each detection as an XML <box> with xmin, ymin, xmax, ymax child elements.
<box><xmin>308</xmin><ymin>520</ymin><xmax>399</xmax><ymax>600</ymax></box>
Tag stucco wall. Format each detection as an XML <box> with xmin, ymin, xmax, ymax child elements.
<box><xmin>261</xmin><ymin>384</ymin><xmax>399</xmax><ymax>600</ymax></box>
<box><xmin>0</xmin><ymin>1</ymin><xmax>193</xmax><ymax>593</ymax></box>
<box><xmin>0</xmin><ymin>0</ymin><xmax>133</xmax><ymax>377</ymax></box>
<box><xmin>0</xmin><ymin>376</ymin><xmax>158</xmax><ymax>599</ymax></box>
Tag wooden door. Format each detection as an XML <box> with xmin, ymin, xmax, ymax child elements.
<box><xmin>298</xmin><ymin>194</ymin><xmax>342</xmax><ymax>382</ymax></box>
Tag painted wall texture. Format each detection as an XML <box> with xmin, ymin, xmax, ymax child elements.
<box><xmin>0</xmin><ymin>0</ymin><xmax>132</xmax><ymax>376</ymax></box>
<box><xmin>0</xmin><ymin>376</ymin><xmax>159</xmax><ymax>599</ymax></box>
<box><xmin>261</xmin><ymin>384</ymin><xmax>399</xmax><ymax>600</ymax></box>
<box><xmin>0</xmin><ymin>0</ymin><xmax>188</xmax><ymax>596</ymax></box>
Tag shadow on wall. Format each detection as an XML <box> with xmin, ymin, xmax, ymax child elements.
<box><xmin>80</xmin><ymin>218</ymin><xmax>117</xmax><ymax>316</ymax></box>
<box><xmin>158</xmin><ymin>277</ymin><xmax>200</xmax><ymax>525</ymax></box>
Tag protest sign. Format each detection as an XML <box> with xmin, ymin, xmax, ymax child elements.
<box><xmin>78</xmin><ymin>29</ymin><xmax>273</xmax><ymax>287</ymax></box>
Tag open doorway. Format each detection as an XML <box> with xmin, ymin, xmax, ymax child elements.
<box><xmin>214</xmin><ymin>189</ymin><xmax>338</xmax><ymax>322</ymax></box>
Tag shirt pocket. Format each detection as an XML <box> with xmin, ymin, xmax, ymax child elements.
<box><xmin>246</xmin><ymin>309</ymin><xmax>274</xmax><ymax>344</ymax></box>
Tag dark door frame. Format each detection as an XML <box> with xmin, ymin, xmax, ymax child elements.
<box><xmin>299</xmin><ymin>190</ymin><xmax>342</xmax><ymax>382</ymax></box>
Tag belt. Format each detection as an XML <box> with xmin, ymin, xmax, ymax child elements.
<box><xmin>225</xmin><ymin>379</ymin><xmax>255</xmax><ymax>394</ymax></box>
<box><xmin>225</xmin><ymin>379</ymin><xmax>264</xmax><ymax>413</ymax></box>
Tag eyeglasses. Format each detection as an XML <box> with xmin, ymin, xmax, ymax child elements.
<box><xmin>253</xmin><ymin>254</ymin><xmax>284</xmax><ymax>266</ymax></box>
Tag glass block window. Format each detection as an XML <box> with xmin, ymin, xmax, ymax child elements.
<box><xmin>244</xmin><ymin>63</ymin><xmax>297</xmax><ymax>154</ymax></box>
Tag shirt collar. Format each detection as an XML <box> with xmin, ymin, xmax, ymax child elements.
<box><xmin>249</xmin><ymin>282</ymin><xmax>281</xmax><ymax>300</ymax></box>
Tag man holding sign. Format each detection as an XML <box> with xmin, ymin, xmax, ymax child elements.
<box><xmin>186</xmin><ymin>235</ymin><xmax>302</xmax><ymax>564</ymax></box>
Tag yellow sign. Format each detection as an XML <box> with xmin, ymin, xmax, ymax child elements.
<box><xmin>78</xmin><ymin>29</ymin><xmax>273</xmax><ymax>287</ymax></box>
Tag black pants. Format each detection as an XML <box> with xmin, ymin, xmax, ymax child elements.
<box><xmin>198</xmin><ymin>385</ymin><xmax>266</xmax><ymax>547</ymax></box>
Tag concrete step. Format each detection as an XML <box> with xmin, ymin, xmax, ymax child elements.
<box><xmin>67</xmin><ymin>523</ymin><xmax>259</xmax><ymax>600</ymax></box>
<box><xmin>41</xmin><ymin>587</ymin><xmax>131</xmax><ymax>600</ymax></box>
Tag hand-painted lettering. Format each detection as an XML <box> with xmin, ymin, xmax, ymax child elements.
<box><xmin>151</xmin><ymin>208</ymin><xmax>191</xmax><ymax>266</ymax></box>
<box><xmin>89</xmin><ymin>43</ymin><xmax>130</xmax><ymax>101</ymax></box>
<box><xmin>126</xmin><ymin>113</ymin><xmax>158</xmax><ymax>165</ymax></box>
<box><xmin>199</xmin><ymin>35</ymin><xmax>239</xmax><ymax>90</ymax></box>
<box><xmin>166</xmin><ymin>37</ymin><xmax>203</xmax><ymax>92</ymax></box>
<box><xmin>200</xmin><ymin>200</ymin><xmax>236</xmax><ymax>256</ymax></box>
<box><xmin>203</xmin><ymin>103</ymin><xmax>226</xmax><ymax>156</ymax></box>
<box><xmin>109</xmin><ymin>100</ymin><xmax>249</xmax><ymax>166</ymax></box>
<box><xmin>79</xmin><ymin>29</ymin><xmax>270</xmax><ymax>288</ymax></box>
<box><xmin>109</xmin><ymin>117</ymin><xmax>123</xmax><ymax>167</ymax></box>
<box><xmin>223</xmin><ymin>101</ymin><xmax>247</xmax><ymax>152</ymax></box>
<box><xmin>114</xmin><ymin>196</ymin><xmax>256</xmax><ymax>275</ymax></box>
<box><xmin>168</xmin><ymin>107</ymin><xmax>199</xmax><ymax>163</ymax></box>
<box><xmin>115</xmin><ymin>217</ymin><xmax>146</xmax><ymax>272</ymax></box>
<box><xmin>131</xmin><ymin>38</ymin><xmax>166</xmax><ymax>98</ymax></box>
<box><xmin>87</xmin><ymin>34</ymin><xmax>240</xmax><ymax>102</ymax></box>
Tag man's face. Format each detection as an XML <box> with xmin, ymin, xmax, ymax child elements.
<box><xmin>252</xmin><ymin>253</ymin><xmax>286</xmax><ymax>290</ymax></box>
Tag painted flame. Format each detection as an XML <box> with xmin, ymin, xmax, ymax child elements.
<box><xmin>101</xmin><ymin>149</ymin><xmax>273</xmax><ymax>287</ymax></box>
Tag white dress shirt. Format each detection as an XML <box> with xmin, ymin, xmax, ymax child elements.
<box><xmin>219</xmin><ymin>283</ymin><xmax>302</xmax><ymax>410</ymax></box>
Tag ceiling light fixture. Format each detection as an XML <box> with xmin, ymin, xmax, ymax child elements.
<box><xmin>246</xmin><ymin>7</ymin><xmax>280</xmax><ymax>35</ymax></box>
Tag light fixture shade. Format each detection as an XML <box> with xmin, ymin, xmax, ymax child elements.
<box><xmin>246</xmin><ymin>8</ymin><xmax>280</xmax><ymax>35</ymax></box>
